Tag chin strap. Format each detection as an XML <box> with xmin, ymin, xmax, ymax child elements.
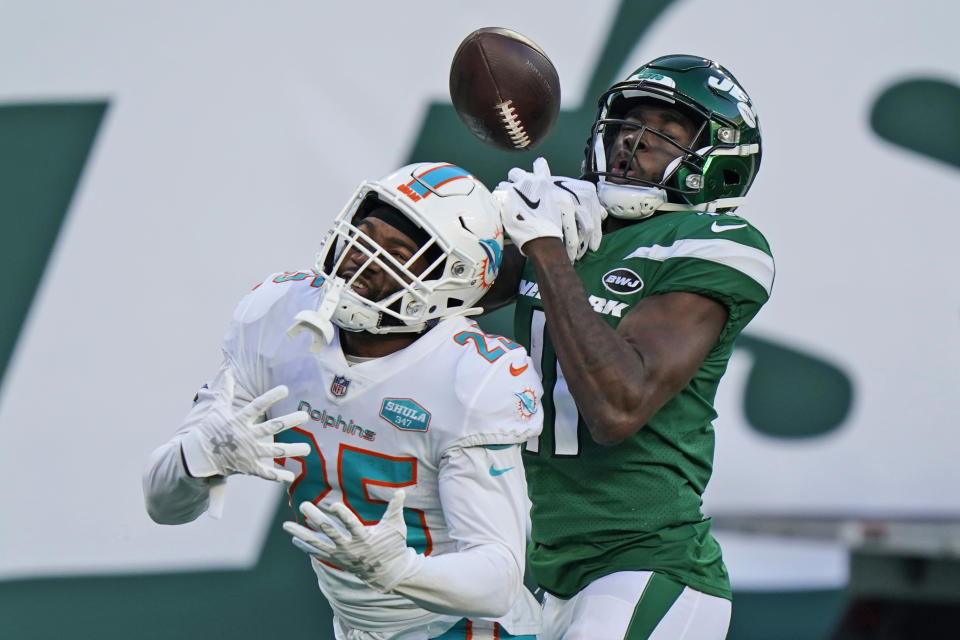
<box><xmin>287</xmin><ymin>277</ymin><xmax>346</xmax><ymax>352</ymax></box>
<box><xmin>599</xmin><ymin>178</ymin><xmax>747</xmax><ymax>217</ymax></box>
<box><xmin>597</xmin><ymin>179</ymin><xmax>664</xmax><ymax>219</ymax></box>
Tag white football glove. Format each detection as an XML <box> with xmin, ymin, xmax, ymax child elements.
<box><xmin>552</xmin><ymin>175</ymin><xmax>606</xmax><ymax>260</ymax></box>
<box><xmin>179</xmin><ymin>368</ymin><xmax>310</xmax><ymax>482</ymax></box>
<box><xmin>495</xmin><ymin>157</ymin><xmax>605</xmax><ymax>262</ymax></box>
<box><xmin>282</xmin><ymin>490</ymin><xmax>419</xmax><ymax>593</ymax></box>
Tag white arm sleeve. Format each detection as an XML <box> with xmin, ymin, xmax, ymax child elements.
<box><xmin>141</xmin><ymin>360</ymin><xmax>255</xmax><ymax>524</ymax></box>
<box><xmin>389</xmin><ymin>444</ymin><xmax>531</xmax><ymax>618</ymax></box>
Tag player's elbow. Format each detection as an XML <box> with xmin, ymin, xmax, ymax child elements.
<box><xmin>585</xmin><ymin>400</ymin><xmax>649</xmax><ymax>446</ymax></box>
<box><xmin>143</xmin><ymin>490</ymin><xmax>201</xmax><ymax>525</ymax></box>
<box><xmin>141</xmin><ymin>462</ymin><xmax>206</xmax><ymax>525</ymax></box>
<box><xmin>586</xmin><ymin>376</ymin><xmax>682</xmax><ymax>445</ymax></box>
<box><xmin>586</xmin><ymin>417</ymin><xmax>637</xmax><ymax>446</ymax></box>
<box><xmin>465</xmin><ymin>547</ymin><xmax>523</xmax><ymax>618</ymax></box>
<box><xmin>145</xmin><ymin>500</ymin><xmax>179</xmax><ymax>525</ymax></box>
<box><xmin>470</xmin><ymin>563</ymin><xmax>520</xmax><ymax>618</ymax></box>
<box><xmin>484</xmin><ymin>595</ymin><xmax>515</xmax><ymax>619</ymax></box>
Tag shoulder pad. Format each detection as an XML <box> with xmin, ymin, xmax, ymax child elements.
<box><xmin>222</xmin><ymin>270</ymin><xmax>326</xmax><ymax>394</ymax></box>
<box><xmin>444</xmin><ymin>324</ymin><xmax>543</xmax><ymax>449</ymax></box>
<box><xmin>232</xmin><ymin>270</ymin><xmax>326</xmax><ymax>325</ymax></box>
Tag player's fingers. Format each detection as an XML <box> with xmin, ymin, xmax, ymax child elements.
<box><xmin>507</xmin><ymin>166</ymin><xmax>531</xmax><ymax>183</ymax></box>
<box><xmin>299</xmin><ymin>500</ymin><xmax>329</xmax><ymax>524</ymax></box>
<box><xmin>572</xmin><ymin>209</ymin><xmax>599</xmax><ymax>252</ymax></box>
<box><xmin>273</xmin><ymin>468</ymin><xmax>296</xmax><ymax>484</ymax></box>
<box><xmin>253</xmin><ymin>410</ymin><xmax>308</xmax><ymax>437</ymax></box>
<box><xmin>329</xmin><ymin>502</ymin><xmax>367</xmax><ymax>538</ymax></box>
<box><xmin>242</xmin><ymin>385</ymin><xmax>289</xmax><ymax>420</ymax></box>
<box><xmin>492</xmin><ymin>185</ymin><xmax>513</xmax><ymax>212</ymax></box>
<box><xmin>283</xmin><ymin>521</ymin><xmax>336</xmax><ymax>555</ymax></box>
<box><xmin>253</xmin><ymin>462</ymin><xmax>298</xmax><ymax>484</ymax></box>
<box><xmin>266</xmin><ymin>441</ymin><xmax>310</xmax><ymax>459</ymax></box>
<box><xmin>589</xmin><ymin>226</ymin><xmax>602</xmax><ymax>251</ymax></box>
<box><xmin>532</xmin><ymin>156</ymin><xmax>551</xmax><ymax>178</ymax></box>
<box><xmin>249</xmin><ymin>463</ymin><xmax>281</xmax><ymax>482</ymax></box>
<box><xmin>299</xmin><ymin>502</ymin><xmax>350</xmax><ymax>543</ymax></box>
<box><xmin>290</xmin><ymin>536</ymin><xmax>336</xmax><ymax>562</ymax></box>
<box><xmin>560</xmin><ymin>207</ymin><xmax>579</xmax><ymax>262</ymax></box>
<box><xmin>383</xmin><ymin>489</ymin><xmax>406</xmax><ymax>521</ymax></box>
<box><xmin>284</xmin><ymin>521</ymin><xmax>336</xmax><ymax>548</ymax></box>
<box><xmin>594</xmin><ymin>200</ymin><xmax>608</xmax><ymax>222</ymax></box>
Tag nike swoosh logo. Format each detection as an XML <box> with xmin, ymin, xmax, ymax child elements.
<box><xmin>513</xmin><ymin>187</ymin><xmax>540</xmax><ymax>209</ymax></box>
<box><xmin>509</xmin><ymin>363</ymin><xmax>528</xmax><ymax>376</ymax></box>
<box><xmin>553</xmin><ymin>180</ymin><xmax>581</xmax><ymax>204</ymax></box>
<box><xmin>489</xmin><ymin>465</ymin><xmax>515</xmax><ymax>476</ymax></box>
<box><xmin>711</xmin><ymin>221</ymin><xmax>748</xmax><ymax>233</ymax></box>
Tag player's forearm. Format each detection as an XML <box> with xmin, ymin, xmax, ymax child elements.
<box><xmin>391</xmin><ymin>543</ymin><xmax>520</xmax><ymax>618</ymax></box>
<box><xmin>142</xmin><ymin>441</ymin><xmax>214</xmax><ymax>524</ymax></box>
<box><xmin>524</xmin><ymin>237</ymin><xmax>650</xmax><ymax>444</ymax></box>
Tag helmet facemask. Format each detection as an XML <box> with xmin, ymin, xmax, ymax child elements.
<box><xmin>313</xmin><ymin>163</ymin><xmax>503</xmax><ymax>335</ymax></box>
<box><xmin>318</xmin><ymin>197</ymin><xmax>449</xmax><ymax>333</ymax></box>
<box><xmin>583</xmin><ymin>57</ymin><xmax>762</xmax><ymax>218</ymax></box>
<box><xmin>591</xmin><ymin>95</ymin><xmax>712</xmax><ymax>218</ymax></box>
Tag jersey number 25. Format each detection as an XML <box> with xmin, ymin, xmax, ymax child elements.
<box><xmin>275</xmin><ymin>430</ymin><xmax>433</xmax><ymax>554</ymax></box>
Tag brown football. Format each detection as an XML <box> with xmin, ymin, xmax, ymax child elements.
<box><xmin>449</xmin><ymin>27</ymin><xmax>561</xmax><ymax>152</ymax></box>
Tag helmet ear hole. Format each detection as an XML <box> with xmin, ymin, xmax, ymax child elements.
<box><xmin>723</xmin><ymin>169</ymin><xmax>741</xmax><ymax>186</ymax></box>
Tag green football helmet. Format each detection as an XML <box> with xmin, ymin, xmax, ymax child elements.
<box><xmin>583</xmin><ymin>54</ymin><xmax>761</xmax><ymax>219</ymax></box>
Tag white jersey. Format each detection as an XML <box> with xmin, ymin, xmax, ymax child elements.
<box><xmin>223</xmin><ymin>271</ymin><xmax>543</xmax><ymax>636</ymax></box>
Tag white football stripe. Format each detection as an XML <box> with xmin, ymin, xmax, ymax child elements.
<box><xmin>624</xmin><ymin>238</ymin><xmax>775</xmax><ymax>295</ymax></box>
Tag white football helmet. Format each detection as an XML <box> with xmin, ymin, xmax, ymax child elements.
<box><xmin>314</xmin><ymin>162</ymin><xmax>504</xmax><ymax>334</ymax></box>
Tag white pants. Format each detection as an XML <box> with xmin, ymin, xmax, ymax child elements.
<box><xmin>333</xmin><ymin>615</ymin><xmax>535</xmax><ymax>640</ymax></box>
<box><xmin>539</xmin><ymin>571</ymin><xmax>731</xmax><ymax>640</ymax></box>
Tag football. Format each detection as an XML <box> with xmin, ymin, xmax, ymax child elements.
<box><xmin>449</xmin><ymin>27</ymin><xmax>561</xmax><ymax>152</ymax></box>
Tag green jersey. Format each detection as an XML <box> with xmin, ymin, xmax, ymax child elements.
<box><xmin>514</xmin><ymin>210</ymin><xmax>774</xmax><ymax>600</ymax></box>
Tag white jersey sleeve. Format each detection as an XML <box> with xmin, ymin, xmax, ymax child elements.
<box><xmin>142</xmin><ymin>360</ymin><xmax>256</xmax><ymax>523</ymax></box>
<box><xmin>388</xmin><ymin>444</ymin><xmax>540</xmax><ymax>635</ymax></box>
<box><xmin>221</xmin><ymin>271</ymin><xmax>325</xmax><ymax>397</ymax></box>
<box><xmin>144</xmin><ymin>270</ymin><xmax>321</xmax><ymax>524</ymax></box>
<box><xmin>437</xmin><ymin>324</ymin><xmax>544</xmax><ymax>454</ymax></box>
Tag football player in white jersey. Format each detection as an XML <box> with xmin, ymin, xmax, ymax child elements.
<box><xmin>143</xmin><ymin>162</ymin><xmax>543</xmax><ymax>640</ymax></box>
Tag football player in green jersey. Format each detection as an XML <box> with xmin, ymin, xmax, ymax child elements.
<box><xmin>488</xmin><ymin>54</ymin><xmax>774</xmax><ymax>640</ymax></box>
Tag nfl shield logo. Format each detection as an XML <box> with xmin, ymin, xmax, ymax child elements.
<box><xmin>330</xmin><ymin>375</ymin><xmax>350</xmax><ymax>397</ymax></box>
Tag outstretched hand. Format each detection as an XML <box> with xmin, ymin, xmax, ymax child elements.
<box><xmin>180</xmin><ymin>369</ymin><xmax>310</xmax><ymax>482</ymax></box>
<box><xmin>282</xmin><ymin>490</ymin><xmax>418</xmax><ymax>593</ymax></box>
<box><xmin>495</xmin><ymin>157</ymin><xmax>605</xmax><ymax>262</ymax></box>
